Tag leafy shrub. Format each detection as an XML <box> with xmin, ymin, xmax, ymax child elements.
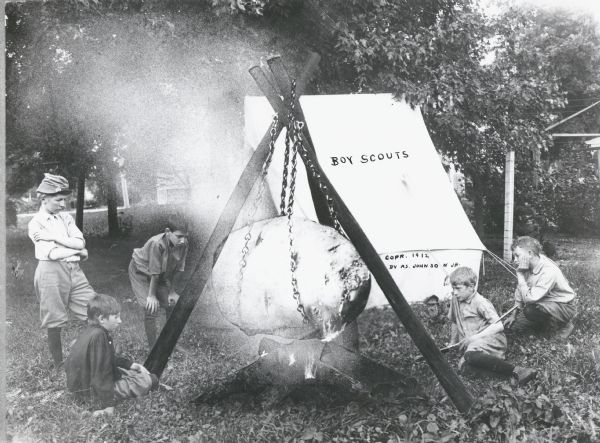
<box><xmin>470</xmin><ymin>385</ymin><xmax>563</xmax><ymax>442</ymax></box>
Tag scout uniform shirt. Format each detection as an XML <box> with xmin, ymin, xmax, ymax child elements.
<box><xmin>131</xmin><ymin>232</ymin><xmax>188</xmax><ymax>282</ymax></box>
<box><xmin>514</xmin><ymin>255</ymin><xmax>576</xmax><ymax>306</ymax></box>
<box><xmin>448</xmin><ymin>292</ymin><xmax>507</xmax><ymax>360</ymax></box>
<box><xmin>28</xmin><ymin>210</ymin><xmax>84</xmax><ymax>262</ymax></box>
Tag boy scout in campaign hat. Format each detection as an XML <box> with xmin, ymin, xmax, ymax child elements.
<box><xmin>28</xmin><ymin>173</ymin><xmax>96</xmax><ymax>368</ymax></box>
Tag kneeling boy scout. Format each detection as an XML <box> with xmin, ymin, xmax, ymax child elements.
<box><xmin>28</xmin><ymin>173</ymin><xmax>95</xmax><ymax>367</ymax></box>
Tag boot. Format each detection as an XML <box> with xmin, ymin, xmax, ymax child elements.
<box><xmin>556</xmin><ymin>321</ymin><xmax>574</xmax><ymax>340</ymax></box>
<box><xmin>512</xmin><ymin>366</ymin><xmax>537</xmax><ymax>386</ymax></box>
<box><xmin>47</xmin><ymin>328</ymin><xmax>63</xmax><ymax>368</ymax></box>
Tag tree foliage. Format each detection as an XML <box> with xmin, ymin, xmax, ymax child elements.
<box><xmin>6</xmin><ymin>0</ymin><xmax>600</xmax><ymax>236</ymax></box>
<box><xmin>304</xmin><ymin>0</ymin><xmax>600</xmax><ymax>236</ymax></box>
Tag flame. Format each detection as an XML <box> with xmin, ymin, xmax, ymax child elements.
<box><xmin>304</xmin><ymin>355</ymin><xmax>317</xmax><ymax>379</ymax></box>
<box><xmin>288</xmin><ymin>353</ymin><xmax>296</xmax><ymax>366</ymax></box>
<box><xmin>321</xmin><ymin>322</ymin><xmax>346</xmax><ymax>343</ymax></box>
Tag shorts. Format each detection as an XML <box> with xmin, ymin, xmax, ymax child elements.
<box><xmin>34</xmin><ymin>261</ymin><xmax>95</xmax><ymax>329</ymax></box>
<box><xmin>114</xmin><ymin>367</ymin><xmax>154</xmax><ymax>399</ymax></box>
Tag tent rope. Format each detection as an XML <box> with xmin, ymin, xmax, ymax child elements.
<box><xmin>485</xmin><ymin>249</ymin><xmax>518</xmax><ymax>278</ymax></box>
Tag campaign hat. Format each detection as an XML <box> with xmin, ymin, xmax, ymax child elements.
<box><xmin>36</xmin><ymin>173</ymin><xmax>71</xmax><ymax>195</ymax></box>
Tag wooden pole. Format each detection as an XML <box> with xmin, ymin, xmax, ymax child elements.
<box><xmin>545</xmin><ymin>100</ymin><xmax>600</xmax><ymax>131</ymax></box>
<box><xmin>503</xmin><ymin>150</ymin><xmax>515</xmax><ymax>261</ymax></box>
<box><xmin>250</xmin><ymin>65</ymin><xmax>474</xmax><ymax>413</ymax></box>
<box><xmin>551</xmin><ymin>133</ymin><xmax>600</xmax><ymax>138</ymax></box>
<box><xmin>144</xmin><ymin>54</ymin><xmax>321</xmax><ymax>377</ymax></box>
<box><xmin>262</xmin><ymin>55</ymin><xmax>335</xmax><ymax>227</ymax></box>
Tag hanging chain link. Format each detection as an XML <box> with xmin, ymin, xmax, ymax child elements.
<box><xmin>235</xmin><ymin>77</ymin><xmax>351</xmax><ymax>326</ymax></box>
<box><xmin>296</xmin><ymin>139</ymin><xmax>344</xmax><ymax>235</ymax></box>
<box><xmin>284</xmin><ymin>80</ymin><xmax>308</xmax><ymax>322</ymax></box>
<box><xmin>280</xmin><ymin>80</ymin><xmax>298</xmax><ymax>215</ymax></box>
<box><xmin>236</xmin><ymin>115</ymin><xmax>280</xmax><ymax>313</ymax></box>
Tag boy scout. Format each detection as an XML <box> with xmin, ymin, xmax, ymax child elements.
<box><xmin>505</xmin><ymin>236</ymin><xmax>577</xmax><ymax>339</ymax></box>
<box><xmin>28</xmin><ymin>173</ymin><xmax>95</xmax><ymax>368</ymax></box>
<box><xmin>128</xmin><ymin>215</ymin><xmax>189</xmax><ymax>347</ymax></box>
<box><xmin>448</xmin><ymin>266</ymin><xmax>537</xmax><ymax>385</ymax></box>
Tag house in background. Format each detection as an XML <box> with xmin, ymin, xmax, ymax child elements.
<box><xmin>156</xmin><ymin>170</ymin><xmax>191</xmax><ymax>205</ymax></box>
<box><xmin>585</xmin><ymin>137</ymin><xmax>600</xmax><ymax>178</ymax></box>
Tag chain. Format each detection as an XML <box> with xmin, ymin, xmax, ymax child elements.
<box><xmin>280</xmin><ymin>81</ymin><xmax>298</xmax><ymax>215</ymax></box>
<box><xmin>237</xmin><ymin>78</ymin><xmax>347</xmax><ymax>326</ymax></box>
<box><xmin>279</xmin><ymin>135</ymin><xmax>291</xmax><ymax>215</ymax></box>
<box><xmin>296</xmin><ymin>139</ymin><xmax>344</xmax><ymax>235</ymax></box>
<box><xmin>284</xmin><ymin>80</ymin><xmax>308</xmax><ymax>322</ymax></box>
<box><xmin>236</xmin><ymin>115</ymin><xmax>280</xmax><ymax>317</ymax></box>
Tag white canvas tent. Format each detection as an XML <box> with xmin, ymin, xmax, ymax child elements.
<box><xmin>244</xmin><ymin>93</ymin><xmax>486</xmax><ymax>306</ymax></box>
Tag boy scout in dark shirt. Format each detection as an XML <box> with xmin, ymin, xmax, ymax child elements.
<box><xmin>65</xmin><ymin>293</ymin><xmax>158</xmax><ymax>416</ymax></box>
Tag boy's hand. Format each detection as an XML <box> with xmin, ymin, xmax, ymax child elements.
<box><xmin>504</xmin><ymin>311</ymin><xmax>517</xmax><ymax>329</ymax></box>
<box><xmin>92</xmin><ymin>407</ymin><xmax>114</xmax><ymax>417</ymax></box>
<box><xmin>79</xmin><ymin>248</ymin><xmax>89</xmax><ymax>261</ymax></box>
<box><xmin>33</xmin><ymin>231</ymin><xmax>56</xmax><ymax>242</ymax></box>
<box><xmin>146</xmin><ymin>295</ymin><xmax>159</xmax><ymax>314</ymax></box>
<box><xmin>167</xmin><ymin>292</ymin><xmax>180</xmax><ymax>307</ymax></box>
<box><xmin>130</xmin><ymin>363</ymin><xmax>150</xmax><ymax>374</ymax></box>
<box><xmin>516</xmin><ymin>254</ymin><xmax>530</xmax><ymax>271</ymax></box>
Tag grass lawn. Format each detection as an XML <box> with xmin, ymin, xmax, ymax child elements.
<box><xmin>5</xmin><ymin>219</ymin><xmax>600</xmax><ymax>442</ymax></box>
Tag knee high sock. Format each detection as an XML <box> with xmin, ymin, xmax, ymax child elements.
<box><xmin>47</xmin><ymin>328</ymin><xmax>63</xmax><ymax>364</ymax></box>
<box><xmin>464</xmin><ymin>351</ymin><xmax>514</xmax><ymax>376</ymax></box>
<box><xmin>144</xmin><ymin>315</ymin><xmax>158</xmax><ymax>348</ymax></box>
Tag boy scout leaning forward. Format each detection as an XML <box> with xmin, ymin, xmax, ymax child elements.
<box><xmin>128</xmin><ymin>215</ymin><xmax>189</xmax><ymax>347</ymax></box>
<box><xmin>28</xmin><ymin>173</ymin><xmax>95</xmax><ymax>367</ymax></box>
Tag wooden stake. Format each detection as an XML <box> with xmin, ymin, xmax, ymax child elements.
<box><xmin>250</xmin><ymin>58</ymin><xmax>335</xmax><ymax>227</ymax></box>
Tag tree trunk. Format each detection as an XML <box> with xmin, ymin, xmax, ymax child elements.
<box><xmin>470</xmin><ymin>173</ymin><xmax>486</xmax><ymax>238</ymax></box>
<box><xmin>105</xmin><ymin>170</ymin><xmax>120</xmax><ymax>238</ymax></box>
<box><xmin>75</xmin><ymin>171</ymin><xmax>86</xmax><ymax>230</ymax></box>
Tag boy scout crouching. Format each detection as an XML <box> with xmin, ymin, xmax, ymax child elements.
<box><xmin>128</xmin><ymin>215</ymin><xmax>189</xmax><ymax>347</ymax></box>
<box><xmin>28</xmin><ymin>173</ymin><xmax>95</xmax><ymax>368</ymax></box>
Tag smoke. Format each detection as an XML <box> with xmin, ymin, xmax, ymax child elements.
<box><xmin>9</xmin><ymin>6</ymin><xmax>307</xmax><ymax>227</ymax></box>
